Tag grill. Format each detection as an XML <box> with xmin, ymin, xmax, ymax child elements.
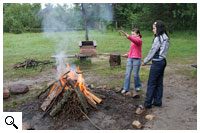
<box><xmin>78</xmin><ymin>40</ymin><xmax>97</xmax><ymax>56</ymax></box>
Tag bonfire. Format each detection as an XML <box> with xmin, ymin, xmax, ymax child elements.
<box><xmin>38</xmin><ymin>63</ymin><xmax>102</xmax><ymax>119</ymax></box>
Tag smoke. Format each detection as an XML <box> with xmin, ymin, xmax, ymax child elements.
<box><xmin>41</xmin><ymin>3</ymin><xmax>113</xmax><ymax>79</ymax></box>
<box><xmin>55</xmin><ymin>51</ymin><xmax>66</xmax><ymax>78</ymax></box>
<box><xmin>82</xmin><ymin>3</ymin><xmax>113</xmax><ymax>30</ymax></box>
<box><xmin>41</xmin><ymin>5</ymin><xmax>78</xmax><ymax>79</ymax></box>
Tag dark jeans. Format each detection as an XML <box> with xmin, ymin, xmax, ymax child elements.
<box><xmin>144</xmin><ymin>59</ymin><xmax>167</xmax><ymax>108</ymax></box>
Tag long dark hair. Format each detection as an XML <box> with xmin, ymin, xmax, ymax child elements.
<box><xmin>132</xmin><ymin>28</ymin><xmax>142</xmax><ymax>38</ymax></box>
<box><xmin>154</xmin><ymin>20</ymin><xmax>169</xmax><ymax>42</ymax></box>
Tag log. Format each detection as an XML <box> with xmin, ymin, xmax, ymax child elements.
<box><xmin>62</xmin><ymin>70</ymin><xmax>71</xmax><ymax>79</ymax></box>
<box><xmin>77</xmin><ymin>84</ymin><xmax>101</xmax><ymax>108</ymax></box>
<box><xmin>77</xmin><ymin>84</ymin><xmax>98</xmax><ymax>107</ymax></box>
<box><xmin>68</xmin><ymin>79</ymin><xmax>88</xmax><ymax>113</ymax></box>
<box><xmin>84</xmin><ymin>94</ymin><xmax>98</xmax><ymax>109</ymax></box>
<box><xmin>85</xmin><ymin>90</ymin><xmax>102</xmax><ymax>104</ymax></box>
<box><xmin>85</xmin><ymin>93</ymin><xmax>96</xmax><ymax>105</ymax></box>
<box><xmin>49</xmin><ymin>88</ymin><xmax>73</xmax><ymax>117</ymax></box>
<box><xmin>109</xmin><ymin>53</ymin><xmax>121</xmax><ymax>67</ymax></box>
<box><xmin>37</xmin><ymin>81</ymin><xmax>57</xmax><ymax>98</ymax></box>
<box><xmin>78</xmin><ymin>84</ymin><xmax>97</xmax><ymax>105</ymax></box>
<box><xmin>76</xmin><ymin>85</ymin><xmax>89</xmax><ymax>108</ymax></box>
<box><xmin>41</xmin><ymin>85</ymin><xmax>60</xmax><ymax>111</ymax></box>
<box><xmin>42</xmin><ymin>81</ymin><xmax>68</xmax><ymax>118</ymax></box>
<box><xmin>73</xmin><ymin>85</ymin><xmax>88</xmax><ymax>113</ymax></box>
<box><xmin>87</xmin><ymin>88</ymin><xmax>106</xmax><ymax>99</ymax></box>
<box><xmin>48</xmin><ymin>82</ymin><xmax>59</xmax><ymax>96</ymax></box>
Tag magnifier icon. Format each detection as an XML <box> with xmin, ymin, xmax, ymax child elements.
<box><xmin>5</xmin><ymin>116</ymin><xmax>18</xmax><ymax>129</ymax></box>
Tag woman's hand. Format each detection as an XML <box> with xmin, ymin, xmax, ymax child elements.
<box><xmin>120</xmin><ymin>30</ymin><xmax>128</xmax><ymax>37</ymax></box>
<box><xmin>122</xmin><ymin>54</ymin><xmax>128</xmax><ymax>58</ymax></box>
<box><xmin>141</xmin><ymin>62</ymin><xmax>146</xmax><ymax>66</ymax></box>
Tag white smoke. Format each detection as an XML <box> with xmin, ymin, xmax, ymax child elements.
<box><xmin>41</xmin><ymin>3</ymin><xmax>114</xmax><ymax>79</ymax></box>
<box><xmin>41</xmin><ymin>5</ymin><xmax>75</xmax><ymax>79</ymax></box>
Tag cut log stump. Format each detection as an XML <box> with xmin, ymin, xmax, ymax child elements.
<box><xmin>109</xmin><ymin>53</ymin><xmax>121</xmax><ymax>67</ymax></box>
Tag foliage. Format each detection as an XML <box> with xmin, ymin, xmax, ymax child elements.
<box><xmin>3</xmin><ymin>3</ymin><xmax>42</xmax><ymax>33</ymax></box>
<box><xmin>3</xmin><ymin>3</ymin><xmax>196</xmax><ymax>33</ymax></box>
<box><xmin>112</xmin><ymin>3</ymin><xmax>197</xmax><ymax>32</ymax></box>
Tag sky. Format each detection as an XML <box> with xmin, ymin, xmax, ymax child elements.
<box><xmin>41</xmin><ymin>3</ymin><xmax>74</xmax><ymax>9</ymax></box>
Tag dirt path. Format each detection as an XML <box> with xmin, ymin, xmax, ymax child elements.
<box><xmin>143</xmin><ymin>64</ymin><xmax>197</xmax><ymax>130</ymax></box>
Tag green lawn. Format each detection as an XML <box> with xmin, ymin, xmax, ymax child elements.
<box><xmin>3</xmin><ymin>30</ymin><xmax>197</xmax><ymax>79</ymax></box>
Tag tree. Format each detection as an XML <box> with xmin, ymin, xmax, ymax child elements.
<box><xmin>81</xmin><ymin>3</ymin><xmax>89</xmax><ymax>40</ymax></box>
<box><xmin>3</xmin><ymin>3</ymin><xmax>42</xmax><ymax>33</ymax></box>
<box><xmin>112</xmin><ymin>3</ymin><xmax>197</xmax><ymax>31</ymax></box>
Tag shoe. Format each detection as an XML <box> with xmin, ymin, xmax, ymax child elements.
<box><xmin>121</xmin><ymin>90</ymin><xmax>127</xmax><ymax>94</ymax></box>
<box><xmin>136</xmin><ymin>104</ymin><xmax>145</xmax><ymax>115</ymax></box>
<box><xmin>136</xmin><ymin>88</ymin><xmax>141</xmax><ymax>92</ymax></box>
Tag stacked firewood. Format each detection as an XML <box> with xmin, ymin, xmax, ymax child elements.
<box><xmin>38</xmin><ymin>69</ymin><xmax>102</xmax><ymax>119</ymax></box>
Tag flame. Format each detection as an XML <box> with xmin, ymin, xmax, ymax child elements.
<box><xmin>76</xmin><ymin>66</ymin><xmax>88</xmax><ymax>95</ymax></box>
<box><xmin>60</xmin><ymin>63</ymin><xmax>90</xmax><ymax>96</ymax></box>
<box><xmin>59</xmin><ymin>77</ymin><xmax>68</xmax><ymax>90</ymax></box>
<box><xmin>76</xmin><ymin>66</ymin><xmax>84</xmax><ymax>88</ymax></box>
<box><xmin>65</xmin><ymin>63</ymin><xmax>76</xmax><ymax>80</ymax></box>
<box><xmin>49</xmin><ymin>62</ymin><xmax>101</xmax><ymax>103</ymax></box>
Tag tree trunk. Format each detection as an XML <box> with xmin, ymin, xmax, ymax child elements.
<box><xmin>81</xmin><ymin>4</ymin><xmax>89</xmax><ymax>41</ymax></box>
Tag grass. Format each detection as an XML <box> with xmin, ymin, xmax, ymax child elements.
<box><xmin>73</xmin><ymin>58</ymin><xmax>93</xmax><ymax>66</ymax></box>
<box><xmin>3</xmin><ymin>30</ymin><xmax>197</xmax><ymax>80</ymax></box>
<box><xmin>12</xmin><ymin>100</ymin><xmax>18</xmax><ymax>106</ymax></box>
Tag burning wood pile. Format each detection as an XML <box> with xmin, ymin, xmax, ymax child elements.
<box><xmin>38</xmin><ymin>63</ymin><xmax>102</xmax><ymax>119</ymax></box>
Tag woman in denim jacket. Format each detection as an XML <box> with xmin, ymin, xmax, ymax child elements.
<box><xmin>120</xmin><ymin>28</ymin><xmax>142</xmax><ymax>94</ymax></box>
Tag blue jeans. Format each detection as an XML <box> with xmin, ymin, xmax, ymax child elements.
<box><xmin>123</xmin><ymin>58</ymin><xmax>142</xmax><ymax>91</ymax></box>
<box><xmin>144</xmin><ymin>59</ymin><xmax>167</xmax><ymax>108</ymax></box>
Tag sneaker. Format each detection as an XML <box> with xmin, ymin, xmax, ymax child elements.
<box><xmin>121</xmin><ymin>90</ymin><xmax>127</xmax><ymax>94</ymax></box>
<box><xmin>136</xmin><ymin>88</ymin><xmax>141</xmax><ymax>92</ymax></box>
